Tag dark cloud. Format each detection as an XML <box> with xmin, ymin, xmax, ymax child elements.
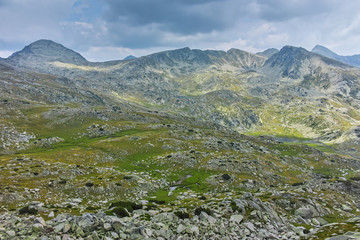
<box><xmin>102</xmin><ymin>0</ymin><xmax>241</xmax><ymax>35</ymax></box>
<box><xmin>99</xmin><ymin>0</ymin><xmax>261</xmax><ymax>49</ymax></box>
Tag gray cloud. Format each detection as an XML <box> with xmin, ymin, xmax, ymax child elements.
<box><xmin>103</xmin><ymin>0</ymin><xmax>231</xmax><ymax>34</ymax></box>
<box><xmin>99</xmin><ymin>0</ymin><xmax>260</xmax><ymax>49</ymax></box>
<box><xmin>0</xmin><ymin>0</ymin><xmax>75</xmax><ymax>48</ymax></box>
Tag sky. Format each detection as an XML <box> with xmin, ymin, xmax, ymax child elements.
<box><xmin>1</xmin><ymin>0</ymin><xmax>360</xmax><ymax>61</ymax></box>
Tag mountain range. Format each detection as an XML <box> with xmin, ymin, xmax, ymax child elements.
<box><xmin>2</xmin><ymin>40</ymin><xmax>360</xmax><ymax>144</ymax></box>
<box><xmin>1</xmin><ymin>39</ymin><xmax>360</xmax><ymax>239</ymax></box>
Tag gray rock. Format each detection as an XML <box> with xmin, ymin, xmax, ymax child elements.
<box><xmin>346</xmin><ymin>216</ymin><xmax>360</xmax><ymax>223</ymax></box>
<box><xmin>177</xmin><ymin>224</ymin><xmax>186</xmax><ymax>234</ymax></box>
<box><xmin>110</xmin><ymin>232</ymin><xmax>119</xmax><ymax>238</ymax></box>
<box><xmin>78</xmin><ymin>217</ymin><xmax>93</xmax><ymax>229</ymax></box>
<box><xmin>244</xmin><ymin>222</ymin><xmax>256</xmax><ymax>232</ymax></box>
<box><xmin>230</xmin><ymin>214</ymin><xmax>243</xmax><ymax>223</ymax></box>
<box><xmin>48</xmin><ymin>211</ymin><xmax>55</xmax><ymax>218</ymax></box>
<box><xmin>104</xmin><ymin>222</ymin><xmax>112</xmax><ymax>231</ymax></box>
<box><xmin>130</xmin><ymin>226</ymin><xmax>142</xmax><ymax>235</ymax></box>
<box><xmin>35</xmin><ymin>217</ymin><xmax>46</xmax><ymax>226</ymax></box>
<box><xmin>75</xmin><ymin>226</ymin><xmax>84</xmax><ymax>236</ymax></box>
<box><xmin>145</xmin><ymin>228</ymin><xmax>153</xmax><ymax>237</ymax></box>
<box><xmin>61</xmin><ymin>234</ymin><xmax>71</xmax><ymax>240</ymax></box>
<box><xmin>91</xmin><ymin>231</ymin><xmax>101</xmax><ymax>240</ymax></box>
<box><xmin>342</xmin><ymin>205</ymin><xmax>353</xmax><ymax>212</ymax></box>
<box><xmin>311</xmin><ymin>218</ymin><xmax>320</xmax><ymax>225</ymax></box>
<box><xmin>112</xmin><ymin>221</ymin><xmax>124</xmax><ymax>232</ymax></box>
<box><xmin>54</xmin><ymin>223</ymin><xmax>65</xmax><ymax>233</ymax></box>
<box><xmin>258</xmin><ymin>229</ymin><xmax>269</xmax><ymax>238</ymax></box>
<box><xmin>190</xmin><ymin>226</ymin><xmax>199</xmax><ymax>235</ymax></box>
<box><xmin>207</xmin><ymin>215</ymin><xmax>217</xmax><ymax>224</ymax></box>
<box><xmin>295</xmin><ymin>208</ymin><xmax>314</xmax><ymax>219</ymax></box>
<box><xmin>33</xmin><ymin>223</ymin><xmax>44</xmax><ymax>232</ymax></box>
<box><xmin>63</xmin><ymin>223</ymin><xmax>71</xmax><ymax>233</ymax></box>
<box><xmin>119</xmin><ymin>233</ymin><xmax>127</xmax><ymax>239</ymax></box>
<box><xmin>316</xmin><ymin>217</ymin><xmax>328</xmax><ymax>226</ymax></box>
<box><xmin>6</xmin><ymin>230</ymin><xmax>16</xmax><ymax>237</ymax></box>
<box><xmin>199</xmin><ymin>211</ymin><xmax>209</xmax><ymax>221</ymax></box>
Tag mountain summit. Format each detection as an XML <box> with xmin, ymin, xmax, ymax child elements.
<box><xmin>311</xmin><ymin>45</ymin><xmax>339</xmax><ymax>59</ymax></box>
<box><xmin>7</xmin><ymin>39</ymin><xmax>88</xmax><ymax>68</ymax></box>
<box><xmin>264</xmin><ymin>45</ymin><xmax>351</xmax><ymax>79</ymax></box>
<box><xmin>256</xmin><ymin>48</ymin><xmax>279</xmax><ymax>58</ymax></box>
<box><xmin>123</xmin><ymin>55</ymin><xmax>137</xmax><ymax>60</ymax></box>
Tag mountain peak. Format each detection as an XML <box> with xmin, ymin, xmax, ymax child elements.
<box><xmin>30</xmin><ymin>39</ymin><xmax>60</xmax><ymax>46</ymax></box>
<box><xmin>123</xmin><ymin>55</ymin><xmax>137</xmax><ymax>60</ymax></box>
<box><xmin>7</xmin><ymin>39</ymin><xmax>88</xmax><ymax>66</ymax></box>
<box><xmin>312</xmin><ymin>45</ymin><xmax>330</xmax><ymax>52</ymax></box>
<box><xmin>256</xmin><ymin>48</ymin><xmax>279</xmax><ymax>58</ymax></box>
<box><xmin>311</xmin><ymin>45</ymin><xmax>339</xmax><ymax>59</ymax></box>
<box><xmin>281</xmin><ymin>45</ymin><xmax>308</xmax><ymax>52</ymax></box>
<box><xmin>266</xmin><ymin>45</ymin><xmax>312</xmax><ymax>65</ymax></box>
<box><xmin>264</xmin><ymin>45</ymin><xmax>352</xmax><ymax>79</ymax></box>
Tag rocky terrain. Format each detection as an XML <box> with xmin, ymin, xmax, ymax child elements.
<box><xmin>1</xmin><ymin>40</ymin><xmax>360</xmax><ymax>239</ymax></box>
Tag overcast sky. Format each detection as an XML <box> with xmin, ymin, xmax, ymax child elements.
<box><xmin>1</xmin><ymin>0</ymin><xmax>360</xmax><ymax>61</ymax></box>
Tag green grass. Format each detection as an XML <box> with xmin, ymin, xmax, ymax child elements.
<box><xmin>1</xmin><ymin>102</ymin><xmax>360</xmax><ymax>235</ymax></box>
<box><xmin>305</xmin><ymin>143</ymin><xmax>337</xmax><ymax>154</ymax></box>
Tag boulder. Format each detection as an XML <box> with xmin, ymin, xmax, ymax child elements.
<box><xmin>295</xmin><ymin>208</ymin><xmax>315</xmax><ymax>219</ymax></box>
<box><xmin>230</xmin><ymin>214</ymin><xmax>243</xmax><ymax>224</ymax></box>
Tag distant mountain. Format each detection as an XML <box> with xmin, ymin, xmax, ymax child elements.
<box><xmin>123</xmin><ymin>55</ymin><xmax>137</xmax><ymax>60</ymax></box>
<box><xmin>7</xmin><ymin>39</ymin><xmax>88</xmax><ymax>69</ymax></box>
<box><xmin>311</xmin><ymin>45</ymin><xmax>339</xmax><ymax>59</ymax></box>
<box><xmin>256</xmin><ymin>48</ymin><xmax>279</xmax><ymax>58</ymax></box>
<box><xmin>312</xmin><ymin>45</ymin><xmax>360</xmax><ymax>68</ymax></box>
